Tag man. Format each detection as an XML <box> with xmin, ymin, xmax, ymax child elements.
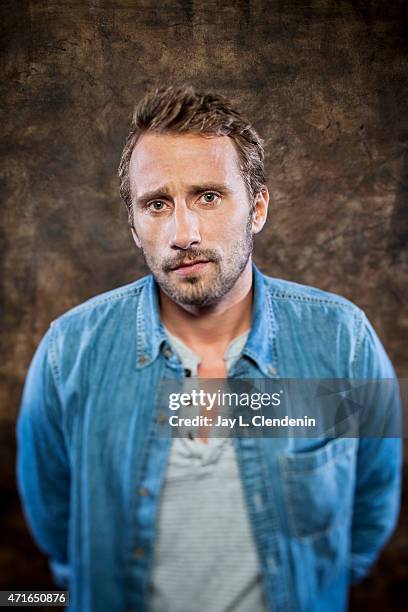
<box><xmin>17</xmin><ymin>85</ymin><xmax>402</xmax><ymax>612</ymax></box>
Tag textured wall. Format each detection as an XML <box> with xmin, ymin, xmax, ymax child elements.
<box><xmin>1</xmin><ymin>0</ymin><xmax>407</xmax><ymax>608</ymax></box>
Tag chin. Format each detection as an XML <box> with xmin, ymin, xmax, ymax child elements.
<box><xmin>166</xmin><ymin>279</ymin><xmax>220</xmax><ymax>307</ymax></box>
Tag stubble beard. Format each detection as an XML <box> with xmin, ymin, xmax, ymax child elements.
<box><xmin>141</xmin><ymin>214</ymin><xmax>254</xmax><ymax>307</ymax></box>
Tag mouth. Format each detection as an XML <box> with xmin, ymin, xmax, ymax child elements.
<box><xmin>171</xmin><ymin>259</ymin><xmax>212</xmax><ymax>276</ymax></box>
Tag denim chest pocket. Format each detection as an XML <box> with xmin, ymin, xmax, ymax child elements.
<box><xmin>278</xmin><ymin>437</ymin><xmax>358</xmax><ymax>538</ymax></box>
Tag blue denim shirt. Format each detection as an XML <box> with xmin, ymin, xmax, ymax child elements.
<box><xmin>16</xmin><ymin>264</ymin><xmax>402</xmax><ymax>612</ymax></box>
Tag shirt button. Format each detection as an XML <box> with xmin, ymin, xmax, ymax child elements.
<box><xmin>253</xmin><ymin>493</ymin><xmax>263</xmax><ymax>511</ymax></box>
<box><xmin>157</xmin><ymin>413</ymin><xmax>167</xmax><ymax>423</ymax></box>
<box><xmin>267</xmin><ymin>556</ymin><xmax>277</xmax><ymax>572</ymax></box>
<box><xmin>163</xmin><ymin>346</ymin><xmax>173</xmax><ymax>359</ymax></box>
<box><xmin>268</xmin><ymin>366</ymin><xmax>277</xmax><ymax>375</ymax></box>
<box><xmin>138</xmin><ymin>354</ymin><xmax>148</xmax><ymax>365</ymax></box>
<box><xmin>139</xmin><ymin>487</ymin><xmax>149</xmax><ymax>497</ymax></box>
<box><xmin>133</xmin><ymin>546</ymin><xmax>145</xmax><ymax>559</ymax></box>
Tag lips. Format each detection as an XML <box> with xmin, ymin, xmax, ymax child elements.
<box><xmin>172</xmin><ymin>259</ymin><xmax>210</xmax><ymax>271</ymax></box>
<box><xmin>170</xmin><ymin>260</ymin><xmax>213</xmax><ymax>277</ymax></box>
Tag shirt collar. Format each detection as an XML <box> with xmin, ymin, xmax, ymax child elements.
<box><xmin>135</xmin><ymin>274</ymin><xmax>167</xmax><ymax>369</ymax></box>
<box><xmin>135</xmin><ymin>262</ymin><xmax>278</xmax><ymax>378</ymax></box>
<box><xmin>242</xmin><ymin>263</ymin><xmax>278</xmax><ymax>378</ymax></box>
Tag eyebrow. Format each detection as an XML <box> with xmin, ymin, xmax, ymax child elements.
<box><xmin>135</xmin><ymin>183</ymin><xmax>233</xmax><ymax>207</ymax></box>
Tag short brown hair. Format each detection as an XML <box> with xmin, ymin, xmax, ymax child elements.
<box><xmin>118</xmin><ymin>84</ymin><xmax>265</xmax><ymax>225</ymax></box>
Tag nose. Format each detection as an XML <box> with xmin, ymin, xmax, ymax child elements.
<box><xmin>169</xmin><ymin>203</ymin><xmax>201</xmax><ymax>250</ymax></box>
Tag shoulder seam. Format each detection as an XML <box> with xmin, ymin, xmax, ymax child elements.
<box><xmin>351</xmin><ymin>309</ymin><xmax>367</xmax><ymax>377</ymax></box>
<box><xmin>267</xmin><ymin>288</ymin><xmax>357</xmax><ymax>310</ymax></box>
<box><xmin>51</xmin><ymin>281</ymin><xmax>146</xmax><ymax>324</ymax></box>
<box><xmin>46</xmin><ymin>324</ymin><xmax>64</xmax><ymax>403</ymax></box>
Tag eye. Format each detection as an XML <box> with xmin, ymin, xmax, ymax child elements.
<box><xmin>147</xmin><ymin>200</ymin><xmax>167</xmax><ymax>212</ymax></box>
<box><xmin>200</xmin><ymin>192</ymin><xmax>220</xmax><ymax>205</ymax></box>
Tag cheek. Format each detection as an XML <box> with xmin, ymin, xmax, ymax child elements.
<box><xmin>205</xmin><ymin>206</ymin><xmax>250</xmax><ymax>241</ymax></box>
<box><xmin>134</xmin><ymin>217</ymin><xmax>164</xmax><ymax>247</ymax></box>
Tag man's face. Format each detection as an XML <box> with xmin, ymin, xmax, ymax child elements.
<box><xmin>129</xmin><ymin>132</ymin><xmax>264</xmax><ymax>307</ymax></box>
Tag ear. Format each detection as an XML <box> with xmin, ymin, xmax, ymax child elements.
<box><xmin>251</xmin><ymin>187</ymin><xmax>269</xmax><ymax>234</ymax></box>
<box><xmin>130</xmin><ymin>225</ymin><xmax>141</xmax><ymax>248</ymax></box>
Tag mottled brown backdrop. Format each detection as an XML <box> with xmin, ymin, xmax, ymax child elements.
<box><xmin>1</xmin><ymin>0</ymin><xmax>407</xmax><ymax>609</ymax></box>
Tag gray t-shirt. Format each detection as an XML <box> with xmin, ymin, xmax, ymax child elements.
<box><xmin>148</xmin><ymin>330</ymin><xmax>268</xmax><ymax>612</ymax></box>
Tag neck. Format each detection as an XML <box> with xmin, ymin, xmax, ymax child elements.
<box><xmin>159</xmin><ymin>259</ymin><xmax>253</xmax><ymax>354</ymax></box>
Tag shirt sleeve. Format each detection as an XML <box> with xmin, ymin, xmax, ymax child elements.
<box><xmin>16</xmin><ymin>324</ymin><xmax>71</xmax><ymax>587</ymax></box>
<box><xmin>349</xmin><ymin>310</ymin><xmax>403</xmax><ymax>584</ymax></box>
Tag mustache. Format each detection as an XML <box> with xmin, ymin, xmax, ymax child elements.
<box><xmin>162</xmin><ymin>249</ymin><xmax>220</xmax><ymax>273</ymax></box>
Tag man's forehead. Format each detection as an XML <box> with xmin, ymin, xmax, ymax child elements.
<box><xmin>129</xmin><ymin>132</ymin><xmax>241</xmax><ymax>193</ymax></box>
